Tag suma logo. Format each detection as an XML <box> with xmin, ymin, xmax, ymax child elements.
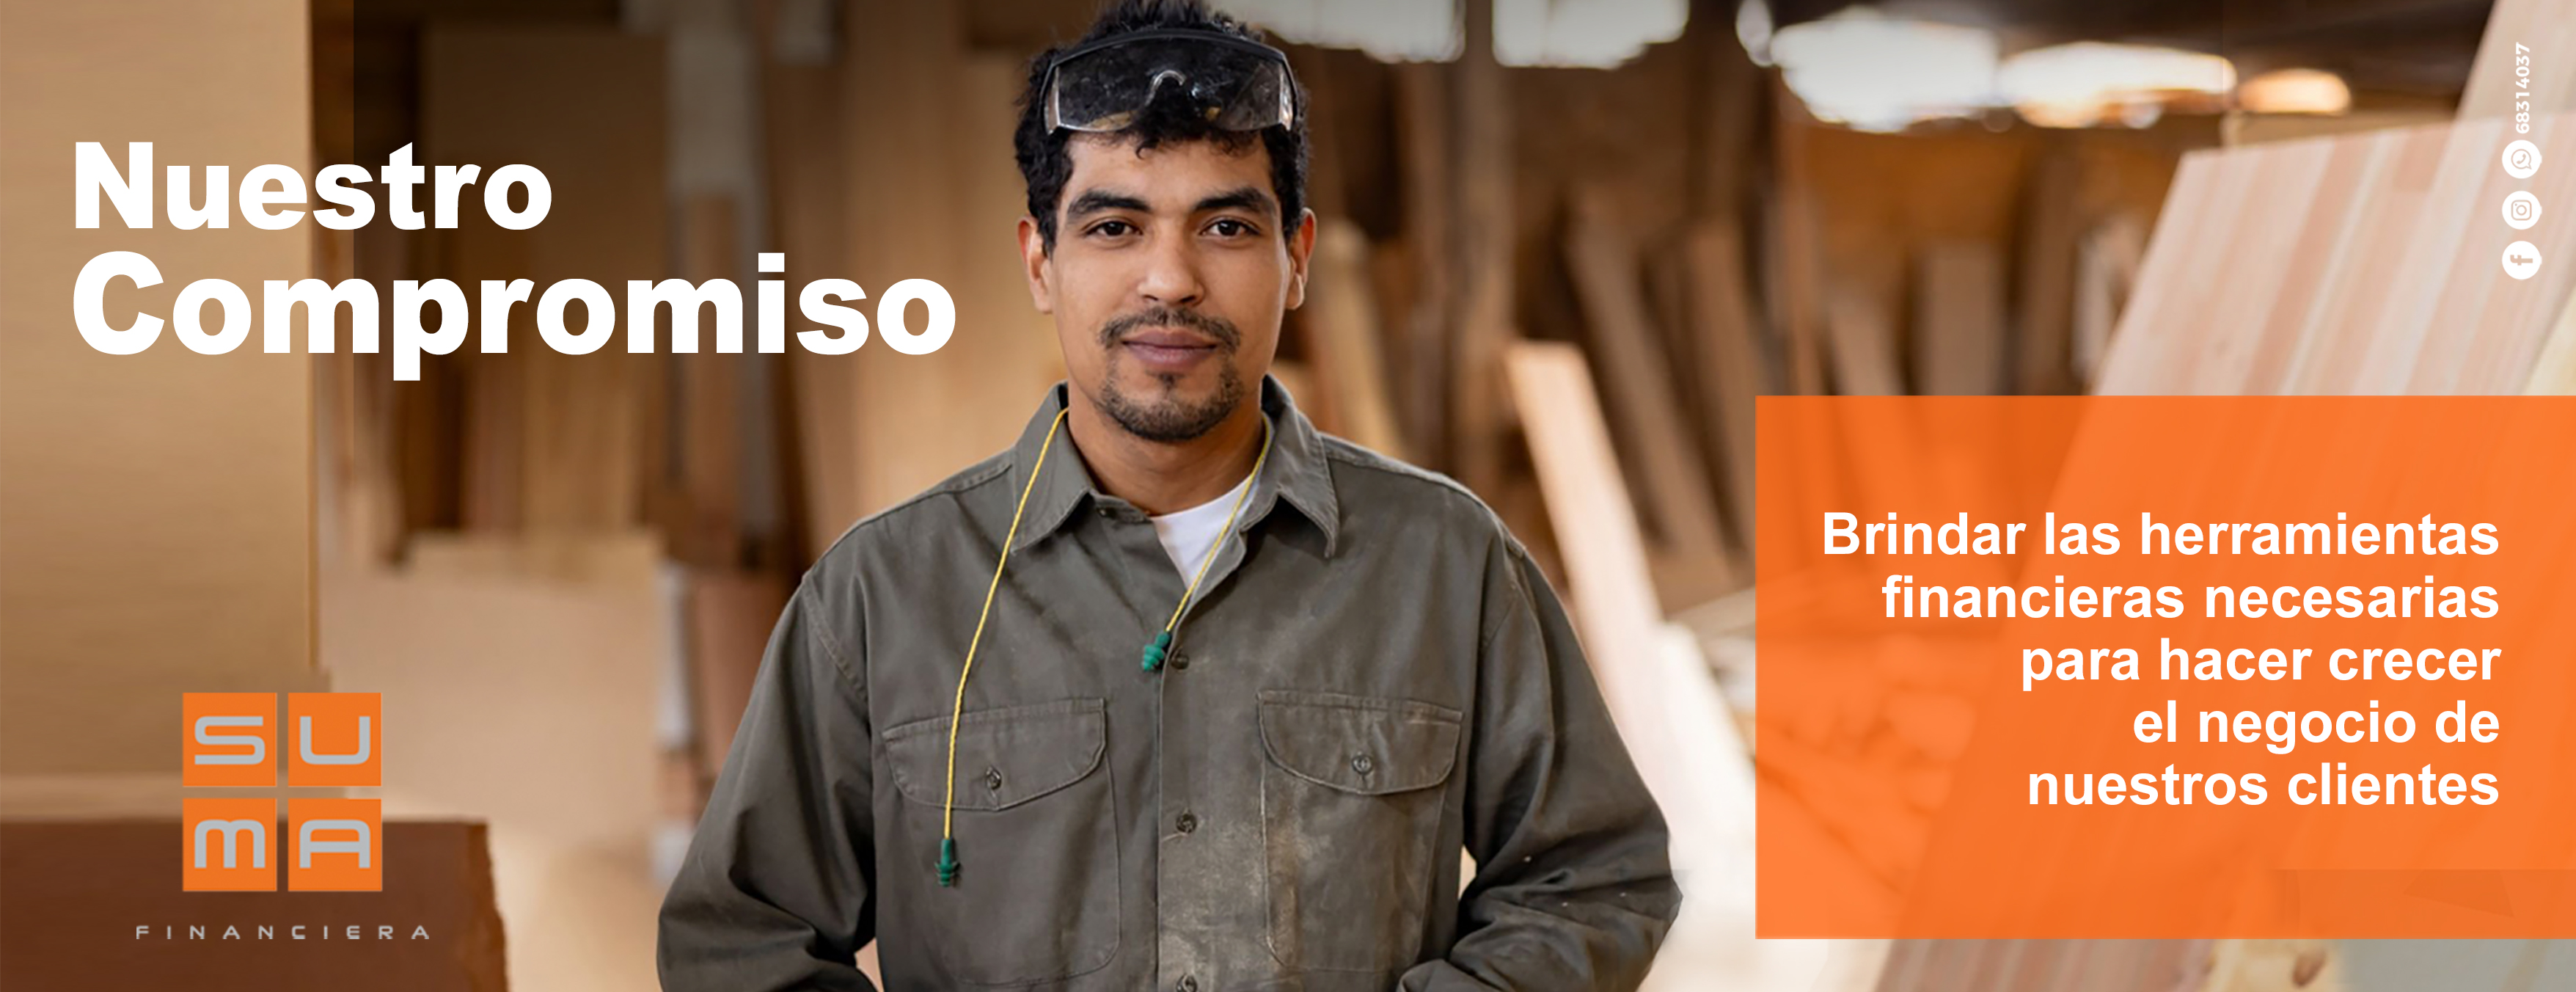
<box><xmin>180</xmin><ymin>693</ymin><xmax>381</xmax><ymax>892</ymax></box>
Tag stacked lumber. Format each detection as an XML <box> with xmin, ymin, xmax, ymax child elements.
<box><xmin>2095</xmin><ymin>114</ymin><xmax>2576</xmax><ymax>394</ymax></box>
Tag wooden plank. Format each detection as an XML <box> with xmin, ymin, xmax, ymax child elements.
<box><xmin>1301</xmin><ymin>222</ymin><xmax>1408</xmax><ymax>458</ymax></box>
<box><xmin>685</xmin><ymin>570</ymin><xmax>789</xmax><ymax>788</ymax></box>
<box><xmin>459</xmin><ymin>352</ymin><xmax>526</xmax><ymax>531</ymax></box>
<box><xmin>1769</xmin><ymin>78</ymin><xmax>1831</xmax><ymax>395</ymax></box>
<box><xmin>2525</xmin><ymin>285</ymin><xmax>2576</xmax><ymax>395</ymax></box>
<box><xmin>1450</xmin><ymin>0</ymin><xmax>1515</xmax><ymax>497</ymax></box>
<box><xmin>2280</xmin><ymin>127</ymin><xmax>2446</xmax><ymax>393</ymax></box>
<box><xmin>2069</xmin><ymin>216</ymin><xmax>2148</xmax><ymax>390</ymax></box>
<box><xmin>2459</xmin><ymin>0</ymin><xmax>2576</xmax><ymax>121</ymax></box>
<box><xmin>1564</xmin><ymin>190</ymin><xmax>1730</xmax><ymax>559</ymax></box>
<box><xmin>1393</xmin><ymin>62</ymin><xmax>1453</xmax><ymax>467</ymax></box>
<box><xmin>1911</xmin><ymin>241</ymin><xmax>2006</xmax><ymax>395</ymax></box>
<box><xmin>838</xmin><ymin>0</ymin><xmax>967</xmax><ymax>518</ymax></box>
<box><xmin>2195</xmin><ymin>138</ymin><xmax>2333</xmax><ymax>393</ymax></box>
<box><xmin>1505</xmin><ymin>341</ymin><xmax>1813</xmax><ymax>991</ymax></box>
<box><xmin>2093</xmin><ymin>149</ymin><xmax>2227</xmax><ymax>393</ymax></box>
<box><xmin>1824</xmin><ymin>283</ymin><xmax>1905</xmax><ymax>396</ymax></box>
<box><xmin>2013</xmin><ymin>150</ymin><xmax>2083</xmax><ymax>394</ymax></box>
<box><xmin>1501</xmin><ymin>342</ymin><xmax>1661</xmax><ymax>699</ymax></box>
<box><xmin>2235</xmin><ymin>137</ymin><xmax>2376</xmax><ymax>393</ymax></box>
<box><xmin>673</xmin><ymin>194</ymin><xmax>744</xmax><ymax>566</ymax></box>
<box><xmin>761</xmin><ymin>51</ymin><xmax>855</xmax><ymax>557</ymax></box>
<box><xmin>2354</xmin><ymin>117</ymin><xmax>2510</xmax><ymax>391</ymax></box>
<box><xmin>1681</xmin><ymin>223</ymin><xmax>1765</xmax><ymax>555</ymax></box>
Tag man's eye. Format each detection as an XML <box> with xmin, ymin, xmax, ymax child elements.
<box><xmin>1089</xmin><ymin>220</ymin><xmax>1135</xmax><ymax>238</ymax></box>
<box><xmin>1207</xmin><ymin>219</ymin><xmax>1256</xmax><ymax>238</ymax></box>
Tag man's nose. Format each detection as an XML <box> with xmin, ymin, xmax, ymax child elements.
<box><xmin>1135</xmin><ymin>232</ymin><xmax>1204</xmax><ymax>307</ymax></box>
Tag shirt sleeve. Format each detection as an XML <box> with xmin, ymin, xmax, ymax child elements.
<box><xmin>658</xmin><ymin>579</ymin><xmax>881</xmax><ymax>992</ymax></box>
<box><xmin>1399</xmin><ymin>540</ymin><xmax>1682</xmax><ymax>991</ymax></box>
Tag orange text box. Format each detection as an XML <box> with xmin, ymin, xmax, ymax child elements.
<box><xmin>1756</xmin><ymin>396</ymin><xmax>2576</xmax><ymax>938</ymax></box>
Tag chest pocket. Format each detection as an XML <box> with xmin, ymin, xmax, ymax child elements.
<box><xmin>883</xmin><ymin>698</ymin><xmax>1119</xmax><ymax>985</ymax></box>
<box><xmin>1256</xmin><ymin>690</ymin><xmax>1462</xmax><ymax>974</ymax></box>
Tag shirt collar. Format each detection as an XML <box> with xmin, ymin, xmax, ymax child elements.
<box><xmin>1008</xmin><ymin>375</ymin><xmax>1341</xmax><ymax>555</ymax></box>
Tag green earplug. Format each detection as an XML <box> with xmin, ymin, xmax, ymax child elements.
<box><xmin>937</xmin><ymin>837</ymin><xmax>959</xmax><ymax>887</ymax></box>
<box><xmin>1141</xmin><ymin>630</ymin><xmax>1174</xmax><ymax>671</ymax></box>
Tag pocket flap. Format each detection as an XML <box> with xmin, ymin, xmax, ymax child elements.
<box><xmin>1257</xmin><ymin>690</ymin><xmax>1462</xmax><ymax>795</ymax></box>
<box><xmin>883</xmin><ymin>699</ymin><xmax>1106</xmax><ymax>812</ymax></box>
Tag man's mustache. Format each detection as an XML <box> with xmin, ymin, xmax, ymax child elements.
<box><xmin>1098</xmin><ymin>305</ymin><xmax>1240</xmax><ymax>350</ymax></box>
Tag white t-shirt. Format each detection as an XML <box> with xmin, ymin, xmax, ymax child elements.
<box><xmin>1149</xmin><ymin>471</ymin><xmax>1256</xmax><ymax>577</ymax></box>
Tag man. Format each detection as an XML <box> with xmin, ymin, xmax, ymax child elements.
<box><xmin>656</xmin><ymin>2</ymin><xmax>1677</xmax><ymax>988</ymax></box>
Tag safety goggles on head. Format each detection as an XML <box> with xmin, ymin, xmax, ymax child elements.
<box><xmin>1042</xmin><ymin>27</ymin><xmax>1296</xmax><ymax>134</ymax></box>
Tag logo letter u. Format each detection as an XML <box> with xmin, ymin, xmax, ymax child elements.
<box><xmin>299</xmin><ymin>715</ymin><xmax>370</xmax><ymax>765</ymax></box>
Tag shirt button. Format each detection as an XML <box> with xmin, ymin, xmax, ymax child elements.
<box><xmin>1096</xmin><ymin>506</ymin><xmax>1116</xmax><ymax>518</ymax></box>
<box><xmin>1177</xmin><ymin>977</ymin><xmax>1199</xmax><ymax>992</ymax></box>
<box><xmin>982</xmin><ymin>767</ymin><xmax>1003</xmax><ymax>791</ymax></box>
<box><xmin>1351</xmin><ymin>754</ymin><xmax>1375</xmax><ymax>776</ymax></box>
<box><xmin>1174</xmin><ymin>812</ymin><xmax>1198</xmax><ymax>834</ymax></box>
<box><xmin>1169</xmin><ymin>652</ymin><xmax>1190</xmax><ymax>671</ymax></box>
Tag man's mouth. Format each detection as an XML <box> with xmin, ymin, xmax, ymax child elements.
<box><xmin>1117</xmin><ymin>327</ymin><xmax>1221</xmax><ymax>372</ymax></box>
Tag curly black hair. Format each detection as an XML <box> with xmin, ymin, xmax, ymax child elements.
<box><xmin>1014</xmin><ymin>0</ymin><xmax>1310</xmax><ymax>252</ymax></box>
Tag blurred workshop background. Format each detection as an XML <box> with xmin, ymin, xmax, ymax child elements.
<box><xmin>5</xmin><ymin>0</ymin><xmax>2573</xmax><ymax>989</ymax></box>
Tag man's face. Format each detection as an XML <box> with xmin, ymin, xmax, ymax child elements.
<box><xmin>1020</xmin><ymin>134</ymin><xmax>1312</xmax><ymax>442</ymax></box>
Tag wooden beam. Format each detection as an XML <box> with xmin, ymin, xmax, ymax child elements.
<box><xmin>1682</xmin><ymin>223</ymin><xmax>1765</xmax><ymax>555</ymax></box>
<box><xmin>1565</xmin><ymin>190</ymin><xmax>1730</xmax><ymax>560</ymax></box>
<box><xmin>1826</xmin><ymin>282</ymin><xmax>1905</xmax><ymax>396</ymax></box>
<box><xmin>2068</xmin><ymin>216</ymin><xmax>2148</xmax><ymax>390</ymax></box>
<box><xmin>1768</xmin><ymin>76</ymin><xmax>1830</xmax><ymax>395</ymax></box>
<box><xmin>1502</xmin><ymin>342</ymin><xmax>1661</xmax><ymax>697</ymax></box>
<box><xmin>1449</xmin><ymin>0</ymin><xmax>1516</xmax><ymax>497</ymax></box>
<box><xmin>1302</xmin><ymin>222</ymin><xmax>1408</xmax><ymax>459</ymax></box>
<box><xmin>1393</xmin><ymin>62</ymin><xmax>1453</xmax><ymax>467</ymax></box>
<box><xmin>2013</xmin><ymin>150</ymin><xmax>2082</xmax><ymax>395</ymax></box>
<box><xmin>2525</xmin><ymin>288</ymin><xmax>2576</xmax><ymax>395</ymax></box>
<box><xmin>684</xmin><ymin>570</ymin><xmax>789</xmax><ymax>789</ymax></box>
<box><xmin>1911</xmin><ymin>241</ymin><xmax>2007</xmax><ymax>395</ymax></box>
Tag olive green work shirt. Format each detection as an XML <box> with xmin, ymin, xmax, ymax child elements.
<box><xmin>657</xmin><ymin>377</ymin><xmax>1678</xmax><ymax>991</ymax></box>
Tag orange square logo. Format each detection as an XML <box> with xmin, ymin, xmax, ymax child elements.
<box><xmin>287</xmin><ymin>692</ymin><xmax>379</xmax><ymax>787</ymax></box>
<box><xmin>287</xmin><ymin>798</ymin><xmax>381</xmax><ymax>891</ymax></box>
<box><xmin>181</xmin><ymin>797</ymin><xmax>277</xmax><ymax>891</ymax></box>
<box><xmin>182</xmin><ymin>692</ymin><xmax>276</xmax><ymax>787</ymax></box>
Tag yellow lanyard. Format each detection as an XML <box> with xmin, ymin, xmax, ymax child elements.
<box><xmin>939</xmin><ymin>409</ymin><xmax>1274</xmax><ymax>886</ymax></box>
